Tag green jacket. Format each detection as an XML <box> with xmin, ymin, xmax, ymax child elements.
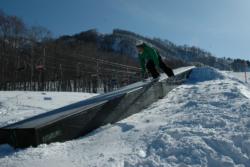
<box><xmin>138</xmin><ymin>43</ymin><xmax>160</xmax><ymax>74</ymax></box>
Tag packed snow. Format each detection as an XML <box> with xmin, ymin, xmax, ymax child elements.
<box><xmin>0</xmin><ymin>91</ymin><xmax>97</xmax><ymax>127</ymax></box>
<box><xmin>0</xmin><ymin>67</ymin><xmax>250</xmax><ymax>167</ymax></box>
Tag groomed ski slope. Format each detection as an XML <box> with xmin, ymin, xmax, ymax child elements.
<box><xmin>0</xmin><ymin>67</ymin><xmax>250</xmax><ymax>167</ymax></box>
<box><xmin>0</xmin><ymin>92</ymin><xmax>97</xmax><ymax>127</ymax></box>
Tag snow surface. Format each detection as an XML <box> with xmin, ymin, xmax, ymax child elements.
<box><xmin>0</xmin><ymin>67</ymin><xmax>250</xmax><ymax>167</ymax></box>
<box><xmin>0</xmin><ymin>91</ymin><xmax>97</xmax><ymax>127</ymax></box>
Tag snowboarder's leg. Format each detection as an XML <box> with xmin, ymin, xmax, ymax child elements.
<box><xmin>158</xmin><ymin>56</ymin><xmax>175</xmax><ymax>77</ymax></box>
<box><xmin>146</xmin><ymin>60</ymin><xmax>160</xmax><ymax>79</ymax></box>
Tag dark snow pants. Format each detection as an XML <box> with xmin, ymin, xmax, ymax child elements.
<box><xmin>146</xmin><ymin>56</ymin><xmax>175</xmax><ymax>79</ymax></box>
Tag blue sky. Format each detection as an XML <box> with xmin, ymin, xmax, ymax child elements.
<box><xmin>0</xmin><ymin>0</ymin><xmax>250</xmax><ymax>60</ymax></box>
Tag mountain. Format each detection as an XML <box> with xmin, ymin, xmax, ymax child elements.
<box><xmin>57</xmin><ymin>29</ymin><xmax>248</xmax><ymax>71</ymax></box>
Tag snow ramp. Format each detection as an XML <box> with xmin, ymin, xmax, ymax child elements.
<box><xmin>0</xmin><ymin>66</ymin><xmax>194</xmax><ymax>148</ymax></box>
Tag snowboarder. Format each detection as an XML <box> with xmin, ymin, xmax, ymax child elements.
<box><xmin>136</xmin><ymin>41</ymin><xmax>174</xmax><ymax>80</ymax></box>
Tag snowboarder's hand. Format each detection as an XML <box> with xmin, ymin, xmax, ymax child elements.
<box><xmin>141</xmin><ymin>73</ymin><xmax>147</xmax><ymax>80</ymax></box>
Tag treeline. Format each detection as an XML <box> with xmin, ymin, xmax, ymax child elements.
<box><xmin>0</xmin><ymin>11</ymin><xmax>141</xmax><ymax>93</ymax></box>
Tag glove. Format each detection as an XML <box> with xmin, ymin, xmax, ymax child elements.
<box><xmin>141</xmin><ymin>72</ymin><xmax>147</xmax><ymax>81</ymax></box>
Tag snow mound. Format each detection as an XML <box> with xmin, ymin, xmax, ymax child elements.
<box><xmin>188</xmin><ymin>67</ymin><xmax>225</xmax><ymax>83</ymax></box>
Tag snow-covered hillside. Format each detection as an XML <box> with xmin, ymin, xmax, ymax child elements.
<box><xmin>0</xmin><ymin>68</ymin><xmax>249</xmax><ymax>167</ymax></box>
